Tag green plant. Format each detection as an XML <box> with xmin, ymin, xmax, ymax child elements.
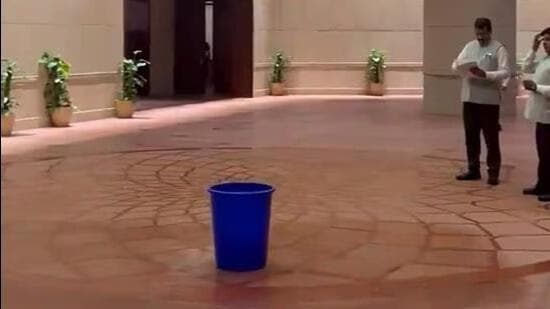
<box><xmin>119</xmin><ymin>50</ymin><xmax>150</xmax><ymax>101</ymax></box>
<box><xmin>38</xmin><ymin>52</ymin><xmax>72</xmax><ymax>112</ymax></box>
<box><xmin>1</xmin><ymin>60</ymin><xmax>18</xmax><ymax>116</ymax></box>
<box><xmin>270</xmin><ymin>51</ymin><xmax>288</xmax><ymax>84</ymax></box>
<box><xmin>367</xmin><ymin>49</ymin><xmax>387</xmax><ymax>84</ymax></box>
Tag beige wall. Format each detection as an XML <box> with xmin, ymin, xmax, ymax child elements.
<box><xmin>517</xmin><ymin>0</ymin><xmax>549</xmax><ymax>59</ymax></box>
<box><xmin>253</xmin><ymin>0</ymin><xmax>278</xmax><ymax>95</ymax></box>
<box><xmin>253</xmin><ymin>0</ymin><xmax>424</xmax><ymax>96</ymax></box>
<box><xmin>423</xmin><ymin>0</ymin><xmax>517</xmax><ymax>115</ymax></box>
<box><xmin>1</xmin><ymin>0</ymin><xmax>123</xmax><ymax>129</ymax></box>
<box><xmin>1</xmin><ymin>0</ymin><xmax>548</xmax><ymax>128</ymax></box>
<box><xmin>253</xmin><ymin>0</ymin><xmax>549</xmax><ymax>96</ymax></box>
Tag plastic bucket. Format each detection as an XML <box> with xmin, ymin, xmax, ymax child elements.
<box><xmin>208</xmin><ymin>182</ymin><xmax>275</xmax><ymax>271</ymax></box>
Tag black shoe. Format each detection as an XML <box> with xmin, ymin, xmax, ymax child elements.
<box><xmin>487</xmin><ymin>170</ymin><xmax>500</xmax><ymax>186</ymax></box>
<box><xmin>523</xmin><ymin>186</ymin><xmax>541</xmax><ymax>195</ymax></box>
<box><xmin>487</xmin><ymin>177</ymin><xmax>500</xmax><ymax>186</ymax></box>
<box><xmin>456</xmin><ymin>171</ymin><xmax>481</xmax><ymax>181</ymax></box>
<box><xmin>538</xmin><ymin>195</ymin><xmax>550</xmax><ymax>202</ymax></box>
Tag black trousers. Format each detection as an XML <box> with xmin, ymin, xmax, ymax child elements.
<box><xmin>462</xmin><ymin>102</ymin><xmax>501</xmax><ymax>176</ymax></box>
<box><xmin>536</xmin><ymin>122</ymin><xmax>550</xmax><ymax>193</ymax></box>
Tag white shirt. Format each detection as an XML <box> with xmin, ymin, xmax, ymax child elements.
<box><xmin>452</xmin><ymin>40</ymin><xmax>511</xmax><ymax>105</ymax></box>
<box><xmin>522</xmin><ymin>50</ymin><xmax>550</xmax><ymax>124</ymax></box>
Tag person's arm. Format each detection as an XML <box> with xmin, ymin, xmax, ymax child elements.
<box><xmin>452</xmin><ymin>44</ymin><xmax>469</xmax><ymax>74</ymax></box>
<box><xmin>524</xmin><ymin>80</ymin><xmax>550</xmax><ymax>98</ymax></box>
<box><xmin>485</xmin><ymin>46</ymin><xmax>511</xmax><ymax>82</ymax></box>
<box><xmin>523</xmin><ymin>34</ymin><xmax>543</xmax><ymax>74</ymax></box>
<box><xmin>545</xmin><ymin>80</ymin><xmax>550</xmax><ymax>117</ymax></box>
<box><xmin>522</xmin><ymin>50</ymin><xmax>538</xmax><ymax>74</ymax></box>
<box><xmin>535</xmin><ymin>84</ymin><xmax>550</xmax><ymax>98</ymax></box>
<box><xmin>501</xmin><ymin>76</ymin><xmax>510</xmax><ymax>90</ymax></box>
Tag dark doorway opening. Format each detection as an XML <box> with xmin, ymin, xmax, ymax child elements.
<box><xmin>123</xmin><ymin>0</ymin><xmax>151</xmax><ymax>97</ymax></box>
<box><xmin>173</xmin><ymin>0</ymin><xmax>206</xmax><ymax>96</ymax></box>
<box><xmin>212</xmin><ymin>0</ymin><xmax>254</xmax><ymax>98</ymax></box>
<box><xmin>174</xmin><ymin>0</ymin><xmax>253</xmax><ymax>98</ymax></box>
<box><xmin>124</xmin><ymin>0</ymin><xmax>253</xmax><ymax>101</ymax></box>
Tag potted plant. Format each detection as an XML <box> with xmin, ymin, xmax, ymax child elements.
<box><xmin>270</xmin><ymin>52</ymin><xmax>288</xmax><ymax>96</ymax></box>
<box><xmin>38</xmin><ymin>52</ymin><xmax>74</xmax><ymax>127</ymax></box>
<box><xmin>1</xmin><ymin>60</ymin><xmax>18</xmax><ymax>136</ymax></box>
<box><xmin>116</xmin><ymin>50</ymin><xmax>150</xmax><ymax>118</ymax></box>
<box><xmin>366</xmin><ymin>49</ymin><xmax>387</xmax><ymax>96</ymax></box>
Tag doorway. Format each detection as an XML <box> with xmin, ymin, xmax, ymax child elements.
<box><xmin>212</xmin><ymin>0</ymin><xmax>254</xmax><ymax>98</ymax></box>
<box><xmin>123</xmin><ymin>0</ymin><xmax>151</xmax><ymax>97</ymax></box>
<box><xmin>173</xmin><ymin>0</ymin><xmax>253</xmax><ymax>98</ymax></box>
<box><xmin>123</xmin><ymin>0</ymin><xmax>253</xmax><ymax>100</ymax></box>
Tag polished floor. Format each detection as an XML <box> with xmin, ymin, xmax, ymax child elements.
<box><xmin>2</xmin><ymin>96</ymin><xmax>549</xmax><ymax>308</ymax></box>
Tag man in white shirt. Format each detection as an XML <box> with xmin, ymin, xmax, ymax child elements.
<box><xmin>521</xmin><ymin>27</ymin><xmax>550</xmax><ymax>202</ymax></box>
<box><xmin>452</xmin><ymin>18</ymin><xmax>511</xmax><ymax>186</ymax></box>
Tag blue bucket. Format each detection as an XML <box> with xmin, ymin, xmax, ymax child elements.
<box><xmin>208</xmin><ymin>182</ymin><xmax>275</xmax><ymax>272</ymax></box>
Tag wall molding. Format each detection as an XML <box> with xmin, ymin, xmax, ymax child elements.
<box><xmin>423</xmin><ymin>72</ymin><xmax>461</xmax><ymax>80</ymax></box>
<box><xmin>254</xmin><ymin>87</ymin><xmax>530</xmax><ymax>97</ymax></box>
<box><xmin>255</xmin><ymin>87</ymin><xmax>423</xmax><ymax>96</ymax></box>
<box><xmin>255</xmin><ymin>61</ymin><xmax>524</xmax><ymax>72</ymax></box>
<box><xmin>13</xmin><ymin>71</ymin><xmax>119</xmax><ymax>89</ymax></box>
<box><xmin>287</xmin><ymin>87</ymin><xmax>423</xmax><ymax>95</ymax></box>
<box><xmin>14</xmin><ymin>107</ymin><xmax>115</xmax><ymax>131</ymax></box>
<box><xmin>254</xmin><ymin>88</ymin><xmax>270</xmax><ymax>97</ymax></box>
<box><xmin>254</xmin><ymin>61</ymin><xmax>423</xmax><ymax>71</ymax></box>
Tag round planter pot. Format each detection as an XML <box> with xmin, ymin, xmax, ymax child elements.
<box><xmin>114</xmin><ymin>100</ymin><xmax>135</xmax><ymax>118</ymax></box>
<box><xmin>1</xmin><ymin>113</ymin><xmax>15</xmax><ymax>137</ymax></box>
<box><xmin>368</xmin><ymin>82</ymin><xmax>385</xmax><ymax>96</ymax></box>
<box><xmin>270</xmin><ymin>83</ymin><xmax>286</xmax><ymax>96</ymax></box>
<box><xmin>50</xmin><ymin>106</ymin><xmax>73</xmax><ymax>127</ymax></box>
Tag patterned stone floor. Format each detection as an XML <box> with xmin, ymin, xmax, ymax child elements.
<box><xmin>2</xmin><ymin>96</ymin><xmax>549</xmax><ymax>308</ymax></box>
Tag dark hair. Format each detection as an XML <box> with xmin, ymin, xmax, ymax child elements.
<box><xmin>474</xmin><ymin>17</ymin><xmax>492</xmax><ymax>32</ymax></box>
<box><xmin>541</xmin><ymin>27</ymin><xmax>550</xmax><ymax>36</ymax></box>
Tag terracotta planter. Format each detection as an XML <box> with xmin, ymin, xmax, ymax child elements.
<box><xmin>1</xmin><ymin>113</ymin><xmax>15</xmax><ymax>137</ymax></box>
<box><xmin>114</xmin><ymin>99</ymin><xmax>135</xmax><ymax>118</ymax></box>
<box><xmin>368</xmin><ymin>82</ymin><xmax>385</xmax><ymax>96</ymax></box>
<box><xmin>50</xmin><ymin>106</ymin><xmax>73</xmax><ymax>127</ymax></box>
<box><xmin>270</xmin><ymin>83</ymin><xmax>286</xmax><ymax>96</ymax></box>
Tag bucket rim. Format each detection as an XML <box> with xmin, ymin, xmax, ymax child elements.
<box><xmin>208</xmin><ymin>182</ymin><xmax>275</xmax><ymax>195</ymax></box>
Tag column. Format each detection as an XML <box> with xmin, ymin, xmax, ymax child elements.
<box><xmin>423</xmin><ymin>0</ymin><xmax>517</xmax><ymax>115</ymax></box>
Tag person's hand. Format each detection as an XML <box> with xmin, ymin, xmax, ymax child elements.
<box><xmin>470</xmin><ymin>67</ymin><xmax>487</xmax><ymax>78</ymax></box>
<box><xmin>533</xmin><ymin>34</ymin><xmax>542</xmax><ymax>52</ymax></box>
<box><xmin>523</xmin><ymin>79</ymin><xmax>537</xmax><ymax>91</ymax></box>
